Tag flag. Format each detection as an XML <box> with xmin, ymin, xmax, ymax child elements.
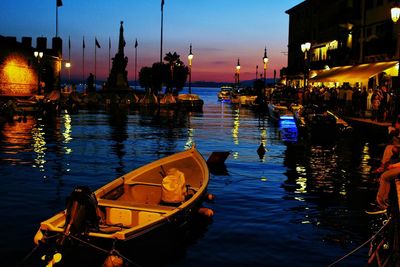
<box><xmin>68</xmin><ymin>36</ymin><xmax>71</xmax><ymax>49</ymax></box>
<box><xmin>109</xmin><ymin>37</ymin><xmax>111</xmax><ymax>49</ymax></box>
<box><xmin>57</xmin><ymin>0</ymin><xmax>63</xmax><ymax>7</ymax></box>
<box><xmin>135</xmin><ymin>39</ymin><xmax>138</xmax><ymax>48</ymax></box>
<box><xmin>161</xmin><ymin>0</ymin><xmax>164</xmax><ymax>11</ymax></box>
<box><xmin>83</xmin><ymin>37</ymin><xmax>85</xmax><ymax>49</ymax></box>
<box><xmin>95</xmin><ymin>38</ymin><xmax>101</xmax><ymax>48</ymax></box>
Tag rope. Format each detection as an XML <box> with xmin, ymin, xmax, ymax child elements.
<box><xmin>327</xmin><ymin>216</ymin><xmax>391</xmax><ymax>267</ymax></box>
<box><xmin>17</xmin><ymin>245</ymin><xmax>38</xmax><ymax>266</ymax></box>
<box><xmin>69</xmin><ymin>235</ymin><xmax>141</xmax><ymax>267</ymax></box>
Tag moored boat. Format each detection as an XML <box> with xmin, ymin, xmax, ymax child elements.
<box><xmin>34</xmin><ymin>145</ymin><xmax>210</xmax><ymax>265</ymax></box>
<box><xmin>267</xmin><ymin>102</ymin><xmax>295</xmax><ymax>121</ymax></box>
<box><xmin>217</xmin><ymin>86</ymin><xmax>233</xmax><ymax>102</ymax></box>
<box><xmin>294</xmin><ymin>104</ymin><xmax>351</xmax><ymax>142</ymax></box>
<box><xmin>177</xmin><ymin>93</ymin><xmax>204</xmax><ymax>111</ymax></box>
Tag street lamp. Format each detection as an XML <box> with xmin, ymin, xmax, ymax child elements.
<box><xmin>301</xmin><ymin>42</ymin><xmax>311</xmax><ymax>89</ymax></box>
<box><xmin>65</xmin><ymin>61</ymin><xmax>71</xmax><ymax>91</ymax></box>
<box><xmin>263</xmin><ymin>47</ymin><xmax>269</xmax><ymax>101</ymax></box>
<box><xmin>236</xmin><ymin>58</ymin><xmax>241</xmax><ymax>87</ymax></box>
<box><xmin>34</xmin><ymin>51</ymin><xmax>43</xmax><ymax>95</ymax></box>
<box><xmin>188</xmin><ymin>44</ymin><xmax>193</xmax><ymax>94</ymax></box>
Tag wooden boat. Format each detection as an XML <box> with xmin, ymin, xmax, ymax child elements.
<box><xmin>34</xmin><ymin>146</ymin><xmax>210</xmax><ymax>253</ymax></box>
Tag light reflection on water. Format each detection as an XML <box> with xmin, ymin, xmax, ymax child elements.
<box><xmin>0</xmin><ymin>87</ymin><xmax>383</xmax><ymax>267</ymax></box>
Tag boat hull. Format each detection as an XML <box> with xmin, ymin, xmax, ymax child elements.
<box><xmin>36</xmin><ymin>146</ymin><xmax>209</xmax><ymax>246</ymax></box>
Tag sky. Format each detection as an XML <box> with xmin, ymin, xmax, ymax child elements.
<box><xmin>0</xmin><ymin>0</ymin><xmax>303</xmax><ymax>83</ymax></box>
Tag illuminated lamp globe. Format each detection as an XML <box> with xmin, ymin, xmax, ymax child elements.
<box><xmin>392</xmin><ymin>4</ymin><xmax>400</xmax><ymax>23</ymax></box>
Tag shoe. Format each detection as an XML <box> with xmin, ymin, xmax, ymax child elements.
<box><xmin>365</xmin><ymin>203</ymin><xmax>387</xmax><ymax>215</ymax></box>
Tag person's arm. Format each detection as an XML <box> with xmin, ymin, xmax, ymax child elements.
<box><xmin>387</xmin><ymin>162</ymin><xmax>400</xmax><ymax>169</ymax></box>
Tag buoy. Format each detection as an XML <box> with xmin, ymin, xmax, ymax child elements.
<box><xmin>257</xmin><ymin>143</ymin><xmax>266</xmax><ymax>159</ymax></box>
<box><xmin>103</xmin><ymin>254</ymin><xmax>124</xmax><ymax>267</ymax></box>
<box><xmin>205</xmin><ymin>193</ymin><xmax>216</xmax><ymax>202</ymax></box>
<box><xmin>198</xmin><ymin>207</ymin><xmax>214</xmax><ymax>217</ymax></box>
<box><xmin>34</xmin><ymin>229</ymin><xmax>44</xmax><ymax>245</ymax></box>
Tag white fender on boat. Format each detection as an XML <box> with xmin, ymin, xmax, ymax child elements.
<box><xmin>198</xmin><ymin>207</ymin><xmax>214</xmax><ymax>217</ymax></box>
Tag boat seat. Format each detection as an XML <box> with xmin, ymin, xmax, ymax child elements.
<box><xmin>97</xmin><ymin>198</ymin><xmax>175</xmax><ymax>213</ymax></box>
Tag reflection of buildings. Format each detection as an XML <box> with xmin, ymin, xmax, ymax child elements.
<box><xmin>0</xmin><ymin>35</ymin><xmax>62</xmax><ymax>97</ymax></box>
<box><xmin>285</xmin><ymin>0</ymin><xmax>399</xmax><ymax>89</ymax></box>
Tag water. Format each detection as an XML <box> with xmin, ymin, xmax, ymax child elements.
<box><xmin>0</xmin><ymin>87</ymin><xmax>383</xmax><ymax>266</ymax></box>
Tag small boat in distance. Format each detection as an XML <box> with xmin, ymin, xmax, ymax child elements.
<box><xmin>34</xmin><ymin>145</ymin><xmax>210</xmax><ymax>264</ymax></box>
<box><xmin>218</xmin><ymin>85</ymin><xmax>233</xmax><ymax>102</ymax></box>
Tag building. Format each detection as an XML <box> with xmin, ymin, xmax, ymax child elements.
<box><xmin>0</xmin><ymin>36</ymin><xmax>62</xmax><ymax>97</ymax></box>
<box><xmin>285</xmin><ymin>0</ymin><xmax>399</xmax><ymax>89</ymax></box>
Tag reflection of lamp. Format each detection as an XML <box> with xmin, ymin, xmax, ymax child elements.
<box><xmin>188</xmin><ymin>44</ymin><xmax>193</xmax><ymax>94</ymax></box>
<box><xmin>236</xmin><ymin>58</ymin><xmax>241</xmax><ymax>87</ymax></box>
<box><xmin>34</xmin><ymin>51</ymin><xmax>43</xmax><ymax>94</ymax></box>
<box><xmin>301</xmin><ymin>42</ymin><xmax>311</xmax><ymax>89</ymax></box>
<box><xmin>263</xmin><ymin>47</ymin><xmax>268</xmax><ymax>101</ymax></box>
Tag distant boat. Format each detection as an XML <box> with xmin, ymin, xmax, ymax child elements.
<box><xmin>177</xmin><ymin>93</ymin><xmax>204</xmax><ymax>111</ymax></box>
<box><xmin>217</xmin><ymin>86</ymin><xmax>233</xmax><ymax>102</ymax></box>
<box><xmin>34</xmin><ymin>145</ymin><xmax>210</xmax><ymax>264</ymax></box>
<box><xmin>230</xmin><ymin>87</ymin><xmax>257</xmax><ymax>106</ymax></box>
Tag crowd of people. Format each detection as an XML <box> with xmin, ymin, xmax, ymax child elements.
<box><xmin>290</xmin><ymin>84</ymin><xmax>399</xmax><ymax>124</ymax></box>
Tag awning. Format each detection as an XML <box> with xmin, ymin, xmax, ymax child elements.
<box><xmin>309</xmin><ymin>61</ymin><xmax>398</xmax><ymax>84</ymax></box>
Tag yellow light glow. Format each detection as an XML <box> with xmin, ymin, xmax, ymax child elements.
<box><xmin>1</xmin><ymin>54</ymin><xmax>36</xmax><ymax>96</ymax></box>
<box><xmin>392</xmin><ymin>5</ymin><xmax>400</xmax><ymax>23</ymax></box>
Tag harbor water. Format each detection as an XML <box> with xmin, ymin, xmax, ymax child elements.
<box><xmin>0</xmin><ymin>87</ymin><xmax>384</xmax><ymax>266</ymax></box>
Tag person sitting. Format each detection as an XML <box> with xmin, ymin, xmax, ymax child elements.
<box><xmin>376</xmin><ymin>160</ymin><xmax>400</xmax><ymax>210</ymax></box>
<box><xmin>372</xmin><ymin>115</ymin><xmax>400</xmax><ymax>174</ymax></box>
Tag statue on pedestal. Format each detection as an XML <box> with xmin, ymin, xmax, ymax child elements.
<box><xmin>105</xmin><ymin>21</ymin><xmax>129</xmax><ymax>90</ymax></box>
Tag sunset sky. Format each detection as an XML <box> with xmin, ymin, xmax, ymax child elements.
<box><xmin>1</xmin><ymin>0</ymin><xmax>303</xmax><ymax>83</ymax></box>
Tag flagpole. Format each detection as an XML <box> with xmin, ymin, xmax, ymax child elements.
<box><xmin>82</xmin><ymin>36</ymin><xmax>85</xmax><ymax>85</ymax></box>
<box><xmin>160</xmin><ymin>0</ymin><xmax>164</xmax><ymax>63</ymax></box>
<box><xmin>56</xmin><ymin>3</ymin><xmax>58</xmax><ymax>37</ymax></box>
<box><xmin>95</xmin><ymin>38</ymin><xmax>97</xmax><ymax>88</ymax></box>
<box><xmin>108</xmin><ymin>37</ymin><xmax>111</xmax><ymax>74</ymax></box>
<box><xmin>135</xmin><ymin>39</ymin><xmax>138</xmax><ymax>90</ymax></box>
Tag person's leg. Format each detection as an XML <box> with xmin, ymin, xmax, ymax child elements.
<box><xmin>376</xmin><ymin>168</ymin><xmax>400</xmax><ymax>209</ymax></box>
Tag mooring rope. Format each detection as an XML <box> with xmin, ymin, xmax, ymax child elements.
<box><xmin>18</xmin><ymin>245</ymin><xmax>38</xmax><ymax>266</ymax></box>
<box><xmin>327</xmin><ymin>216</ymin><xmax>391</xmax><ymax>267</ymax></box>
<box><xmin>69</xmin><ymin>235</ymin><xmax>141</xmax><ymax>267</ymax></box>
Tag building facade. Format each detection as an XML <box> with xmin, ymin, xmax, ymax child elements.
<box><xmin>285</xmin><ymin>0</ymin><xmax>399</xmax><ymax>88</ymax></box>
<box><xmin>0</xmin><ymin>36</ymin><xmax>62</xmax><ymax>97</ymax></box>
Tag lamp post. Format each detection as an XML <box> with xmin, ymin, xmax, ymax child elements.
<box><xmin>301</xmin><ymin>42</ymin><xmax>311</xmax><ymax>89</ymax></box>
<box><xmin>263</xmin><ymin>47</ymin><xmax>269</xmax><ymax>101</ymax></box>
<box><xmin>188</xmin><ymin>44</ymin><xmax>193</xmax><ymax>94</ymax></box>
<box><xmin>65</xmin><ymin>61</ymin><xmax>71</xmax><ymax>91</ymax></box>
<box><xmin>392</xmin><ymin>3</ymin><xmax>400</xmax><ymax>116</ymax></box>
<box><xmin>236</xmin><ymin>58</ymin><xmax>241</xmax><ymax>88</ymax></box>
<box><xmin>34</xmin><ymin>51</ymin><xmax>43</xmax><ymax>95</ymax></box>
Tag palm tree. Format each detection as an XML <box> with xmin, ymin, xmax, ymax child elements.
<box><xmin>163</xmin><ymin>52</ymin><xmax>188</xmax><ymax>95</ymax></box>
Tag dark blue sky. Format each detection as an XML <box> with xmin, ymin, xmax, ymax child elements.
<box><xmin>1</xmin><ymin>0</ymin><xmax>303</xmax><ymax>82</ymax></box>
